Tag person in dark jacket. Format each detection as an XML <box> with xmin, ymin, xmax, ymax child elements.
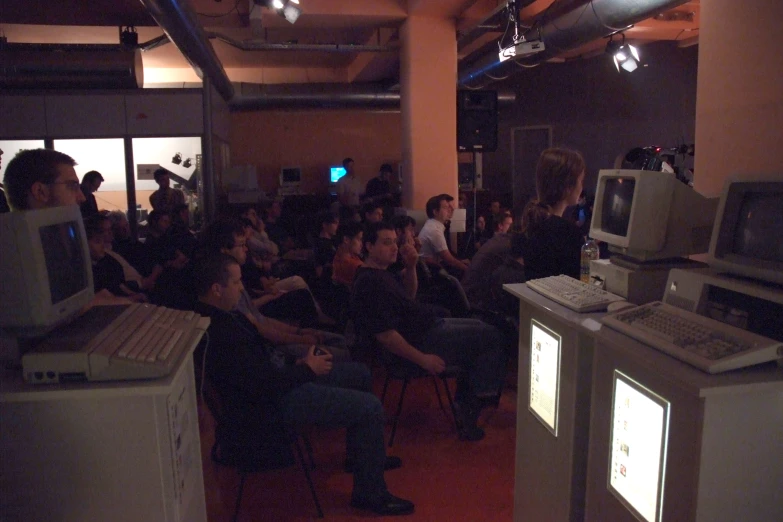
<box><xmin>193</xmin><ymin>254</ymin><xmax>414</xmax><ymax>516</ymax></box>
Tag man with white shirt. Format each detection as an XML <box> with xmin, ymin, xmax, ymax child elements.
<box><xmin>418</xmin><ymin>193</ymin><xmax>470</xmax><ymax>276</ymax></box>
<box><xmin>335</xmin><ymin>157</ymin><xmax>362</xmax><ymax>208</ymax></box>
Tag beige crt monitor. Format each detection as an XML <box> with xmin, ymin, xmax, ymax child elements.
<box><xmin>589</xmin><ymin>170</ymin><xmax>717</xmax><ymax>262</ymax></box>
<box><xmin>707</xmin><ymin>176</ymin><xmax>783</xmax><ymax>286</ymax></box>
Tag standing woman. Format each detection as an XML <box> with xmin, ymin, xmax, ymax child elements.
<box><xmin>520</xmin><ymin>147</ymin><xmax>585</xmax><ymax>281</ymax></box>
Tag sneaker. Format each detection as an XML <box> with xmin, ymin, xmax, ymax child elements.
<box><xmin>350</xmin><ymin>491</ymin><xmax>415</xmax><ymax>516</ymax></box>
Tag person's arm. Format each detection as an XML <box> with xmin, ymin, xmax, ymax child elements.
<box><xmin>437</xmin><ymin>248</ymin><xmax>469</xmax><ymax>273</ymax></box>
<box><xmin>399</xmin><ymin>243</ymin><xmax>419</xmax><ymax>299</ymax></box>
<box><xmin>375</xmin><ymin>329</ymin><xmax>446</xmax><ymax>375</ymax></box>
<box><xmin>244</xmin><ymin>312</ymin><xmax>319</xmax><ymax>345</ymax></box>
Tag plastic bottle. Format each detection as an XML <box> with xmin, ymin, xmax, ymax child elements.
<box><xmin>580</xmin><ymin>237</ymin><xmax>599</xmax><ymax>283</ymax></box>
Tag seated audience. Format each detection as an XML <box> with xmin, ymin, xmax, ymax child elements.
<box><xmin>202</xmin><ymin>220</ymin><xmax>349</xmax><ymax>360</ymax></box>
<box><xmin>102</xmin><ymin>211</ymin><xmax>158</xmax><ymax>291</ymax></box>
<box><xmin>332</xmin><ymin>222</ymin><xmax>365</xmax><ymax>288</ymax></box>
<box><xmin>520</xmin><ymin>148</ymin><xmax>585</xmax><ymax>281</ymax></box>
<box><xmin>418</xmin><ymin>193</ymin><xmax>470</xmax><ymax>277</ymax></box>
<box><xmin>352</xmin><ymin>223</ymin><xmax>507</xmax><ymax>441</ymax></box>
<box><xmin>312</xmin><ymin>211</ymin><xmax>339</xmax><ymax>280</ymax></box>
<box><xmin>241</xmin><ymin>205</ymin><xmax>280</xmax><ymax>259</ymax></box>
<box><xmin>109</xmin><ymin>210</ymin><xmax>161</xmax><ymax>279</ymax></box>
<box><xmin>461</xmin><ymin>225</ymin><xmax>514</xmax><ymax>310</ymax></box>
<box><xmin>364</xmin><ymin>163</ymin><xmax>393</xmax><ymax>201</ymax></box>
<box><xmin>488</xmin><ymin>233</ymin><xmax>527</xmax><ymax>321</ymax></box>
<box><xmin>84</xmin><ymin>215</ymin><xmax>147</xmax><ymax>302</ymax></box>
<box><xmin>360</xmin><ymin>201</ymin><xmax>384</xmax><ymax>225</ymax></box>
<box><xmin>193</xmin><ymin>254</ymin><xmax>413</xmax><ymax>516</ymax></box>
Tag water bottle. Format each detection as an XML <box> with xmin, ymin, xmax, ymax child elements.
<box><xmin>580</xmin><ymin>237</ymin><xmax>599</xmax><ymax>283</ymax></box>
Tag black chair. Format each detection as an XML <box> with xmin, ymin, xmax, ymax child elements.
<box><xmin>380</xmin><ymin>354</ymin><xmax>463</xmax><ymax>447</ymax></box>
<box><xmin>199</xmin><ymin>374</ymin><xmax>324</xmax><ymax>520</ymax></box>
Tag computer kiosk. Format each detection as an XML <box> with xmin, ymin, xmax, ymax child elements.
<box><xmin>584</xmin><ymin>326</ymin><xmax>783</xmax><ymax>522</ymax></box>
<box><xmin>504</xmin><ymin>284</ymin><xmax>607</xmax><ymax>522</ymax></box>
<box><xmin>0</xmin><ymin>341</ymin><xmax>208</xmax><ymax>522</ymax></box>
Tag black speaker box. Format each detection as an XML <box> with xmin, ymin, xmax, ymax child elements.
<box><xmin>457</xmin><ymin>90</ymin><xmax>498</xmax><ymax>152</ymax></box>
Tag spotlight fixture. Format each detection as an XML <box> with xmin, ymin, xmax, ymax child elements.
<box><xmin>255</xmin><ymin>0</ymin><xmax>301</xmax><ymax>24</ymax></box>
<box><xmin>606</xmin><ymin>34</ymin><xmax>640</xmax><ymax>73</ymax></box>
<box><xmin>182</xmin><ymin>158</ymin><xmax>193</xmax><ymax>169</ymax></box>
<box><xmin>172</xmin><ymin>152</ymin><xmax>182</xmax><ymax>165</ymax></box>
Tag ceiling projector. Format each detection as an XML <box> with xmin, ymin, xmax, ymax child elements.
<box><xmin>498</xmin><ymin>40</ymin><xmax>545</xmax><ymax>62</ymax></box>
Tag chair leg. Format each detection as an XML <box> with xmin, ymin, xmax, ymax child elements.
<box><xmin>301</xmin><ymin>432</ymin><xmax>317</xmax><ymax>470</ymax></box>
<box><xmin>388</xmin><ymin>378</ymin><xmax>409</xmax><ymax>447</ymax></box>
<box><xmin>441</xmin><ymin>376</ymin><xmax>460</xmax><ymax>433</ymax></box>
<box><xmin>293</xmin><ymin>438</ymin><xmax>324</xmax><ymax>518</ymax></box>
<box><xmin>431</xmin><ymin>376</ymin><xmax>446</xmax><ymax>412</ymax></box>
<box><xmin>232</xmin><ymin>472</ymin><xmax>247</xmax><ymax>522</ymax></box>
<box><xmin>380</xmin><ymin>373</ymin><xmax>391</xmax><ymax>404</ymax></box>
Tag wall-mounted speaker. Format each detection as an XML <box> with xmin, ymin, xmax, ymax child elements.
<box><xmin>457</xmin><ymin>90</ymin><xmax>498</xmax><ymax>152</ymax></box>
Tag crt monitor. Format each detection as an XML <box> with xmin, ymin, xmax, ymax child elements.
<box><xmin>707</xmin><ymin>177</ymin><xmax>783</xmax><ymax>285</ymax></box>
<box><xmin>0</xmin><ymin>205</ymin><xmax>94</xmax><ymax>337</ymax></box>
<box><xmin>280</xmin><ymin>166</ymin><xmax>301</xmax><ymax>186</ymax></box>
<box><xmin>589</xmin><ymin>169</ymin><xmax>718</xmax><ymax>262</ymax></box>
<box><xmin>330</xmin><ymin>166</ymin><xmax>347</xmax><ymax>183</ymax></box>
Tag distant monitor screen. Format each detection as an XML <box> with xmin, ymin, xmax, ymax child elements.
<box><xmin>39</xmin><ymin>222</ymin><xmax>88</xmax><ymax>305</ymax></box>
<box><xmin>608</xmin><ymin>371</ymin><xmax>670</xmax><ymax>522</ymax></box>
<box><xmin>601</xmin><ymin>178</ymin><xmax>636</xmax><ymax>237</ymax></box>
<box><xmin>731</xmin><ymin>192</ymin><xmax>783</xmax><ymax>263</ymax></box>
<box><xmin>528</xmin><ymin>319</ymin><xmax>562</xmax><ymax>436</ymax></box>
<box><xmin>330</xmin><ymin>166</ymin><xmax>347</xmax><ymax>183</ymax></box>
<box><xmin>281</xmin><ymin>167</ymin><xmax>301</xmax><ymax>184</ymax></box>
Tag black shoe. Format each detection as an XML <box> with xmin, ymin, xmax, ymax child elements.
<box><xmin>351</xmin><ymin>491</ymin><xmax>415</xmax><ymax>516</ymax></box>
<box><xmin>454</xmin><ymin>401</ymin><xmax>485</xmax><ymax>442</ymax></box>
<box><xmin>344</xmin><ymin>455</ymin><xmax>402</xmax><ymax>473</ymax></box>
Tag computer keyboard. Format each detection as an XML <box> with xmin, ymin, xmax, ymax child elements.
<box><xmin>526</xmin><ymin>274</ymin><xmax>625</xmax><ymax>312</ymax></box>
<box><xmin>601</xmin><ymin>301</ymin><xmax>783</xmax><ymax>374</ymax></box>
<box><xmin>22</xmin><ymin>303</ymin><xmax>209</xmax><ymax>383</ymax></box>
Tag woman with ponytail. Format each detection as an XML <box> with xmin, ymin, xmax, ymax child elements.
<box><xmin>519</xmin><ymin>147</ymin><xmax>585</xmax><ymax>281</ymax></box>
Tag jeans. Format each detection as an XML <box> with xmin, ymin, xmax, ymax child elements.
<box><xmin>279</xmin><ymin>362</ymin><xmax>387</xmax><ymax>498</ymax></box>
<box><xmin>419</xmin><ymin>318</ymin><xmax>507</xmax><ymax>398</ymax></box>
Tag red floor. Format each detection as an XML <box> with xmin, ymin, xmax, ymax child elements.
<box><xmin>199</xmin><ymin>371</ymin><xmax>518</xmax><ymax>521</ymax></box>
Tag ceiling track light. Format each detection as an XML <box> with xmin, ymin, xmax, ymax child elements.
<box><xmin>606</xmin><ymin>33</ymin><xmax>640</xmax><ymax>73</ymax></box>
<box><xmin>255</xmin><ymin>0</ymin><xmax>301</xmax><ymax>24</ymax></box>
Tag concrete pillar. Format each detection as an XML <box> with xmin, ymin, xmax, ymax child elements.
<box><xmin>694</xmin><ymin>0</ymin><xmax>783</xmax><ymax>196</ymax></box>
<box><xmin>400</xmin><ymin>15</ymin><xmax>458</xmax><ymax>209</ymax></box>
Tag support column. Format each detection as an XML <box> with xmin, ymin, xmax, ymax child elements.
<box><xmin>694</xmin><ymin>0</ymin><xmax>783</xmax><ymax>196</ymax></box>
<box><xmin>400</xmin><ymin>15</ymin><xmax>458</xmax><ymax>209</ymax></box>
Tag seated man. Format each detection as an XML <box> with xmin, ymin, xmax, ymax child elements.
<box><xmin>203</xmin><ymin>219</ymin><xmax>349</xmax><ymax>360</ymax></box>
<box><xmin>461</xmin><ymin>227</ymin><xmax>514</xmax><ymax>310</ymax></box>
<box><xmin>489</xmin><ymin>232</ymin><xmax>527</xmax><ymax>323</ymax></box>
<box><xmin>418</xmin><ymin>193</ymin><xmax>470</xmax><ymax>277</ymax></box>
<box><xmin>193</xmin><ymin>254</ymin><xmax>413</xmax><ymax>516</ymax></box>
<box><xmin>352</xmin><ymin>222</ymin><xmax>507</xmax><ymax>441</ymax></box>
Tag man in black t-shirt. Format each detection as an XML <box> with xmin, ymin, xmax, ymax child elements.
<box><xmin>351</xmin><ymin>223</ymin><xmax>507</xmax><ymax>441</ymax></box>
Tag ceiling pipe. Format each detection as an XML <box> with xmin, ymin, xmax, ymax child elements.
<box><xmin>138</xmin><ymin>0</ymin><xmax>235</xmax><ymax>101</ymax></box>
<box><xmin>206</xmin><ymin>32</ymin><xmax>398</xmax><ymax>53</ymax></box>
<box><xmin>458</xmin><ymin>0</ymin><xmax>688</xmax><ymax>85</ymax></box>
<box><xmin>229</xmin><ymin>84</ymin><xmax>516</xmax><ymax>111</ymax></box>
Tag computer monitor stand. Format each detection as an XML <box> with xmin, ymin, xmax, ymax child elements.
<box><xmin>590</xmin><ymin>255</ymin><xmax>708</xmax><ymax>305</ymax></box>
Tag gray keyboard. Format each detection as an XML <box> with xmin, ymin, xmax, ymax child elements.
<box><xmin>526</xmin><ymin>274</ymin><xmax>625</xmax><ymax>312</ymax></box>
<box><xmin>601</xmin><ymin>301</ymin><xmax>783</xmax><ymax>374</ymax></box>
<box><xmin>22</xmin><ymin>303</ymin><xmax>209</xmax><ymax>384</ymax></box>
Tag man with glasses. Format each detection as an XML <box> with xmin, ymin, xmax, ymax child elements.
<box><xmin>2</xmin><ymin>148</ymin><xmax>86</xmax><ymax>210</ymax></box>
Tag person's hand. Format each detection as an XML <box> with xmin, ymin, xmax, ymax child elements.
<box><xmin>300</xmin><ymin>334</ymin><xmax>319</xmax><ymax>346</ymax></box>
<box><xmin>303</xmin><ymin>345</ymin><xmax>333</xmax><ymax>375</ymax></box>
<box><xmin>400</xmin><ymin>243</ymin><xmax>419</xmax><ymax>268</ymax></box>
<box><xmin>302</xmin><ymin>329</ymin><xmax>326</xmax><ymax>344</ymax></box>
<box><xmin>419</xmin><ymin>354</ymin><xmax>446</xmax><ymax>375</ymax></box>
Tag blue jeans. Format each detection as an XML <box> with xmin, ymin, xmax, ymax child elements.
<box><xmin>419</xmin><ymin>318</ymin><xmax>506</xmax><ymax>398</ymax></box>
<box><xmin>279</xmin><ymin>362</ymin><xmax>387</xmax><ymax>498</ymax></box>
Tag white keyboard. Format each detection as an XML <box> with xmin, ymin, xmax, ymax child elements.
<box><xmin>601</xmin><ymin>301</ymin><xmax>783</xmax><ymax>374</ymax></box>
<box><xmin>526</xmin><ymin>275</ymin><xmax>625</xmax><ymax>312</ymax></box>
<box><xmin>22</xmin><ymin>303</ymin><xmax>209</xmax><ymax>384</ymax></box>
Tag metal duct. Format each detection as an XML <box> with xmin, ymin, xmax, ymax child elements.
<box><xmin>458</xmin><ymin>0</ymin><xmax>688</xmax><ymax>85</ymax></box>
<box><xmin>229</xmin><ymin>84</ymin><xmax>516</xmax><ymax>111</ymax></box>
<box><xmin>0</xmin><ymin>45</ymin><xmax>143</xmax><ymax>89</ymax></box>
<box><xmin>138</xmin><ymin>0</ymin><xmax>235</xmax><ymax>101</ymax></box>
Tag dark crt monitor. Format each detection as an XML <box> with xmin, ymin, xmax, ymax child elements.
<box><xmin>600</xmin><ymin>177</ymin><xmax>636</xmax><ymax>237</ymax></box>
<box><xmin>281</xmin><ymin>167</ymin><xmax>302</xmax><ymax>185</ymax></box>
<box><xmin>330</xmin><ymin>166</ymin><xmax>347</xmax><ymax>183</ymax></box>
<box><xmin>708</xmin><ymin>177</ymin><xmax>783</xmax><ymax>285</ymax></box>
<box><xmin>0</xmin><ymin>205</ymin><xmax>94</xmax><ymax>337</ymax></box>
